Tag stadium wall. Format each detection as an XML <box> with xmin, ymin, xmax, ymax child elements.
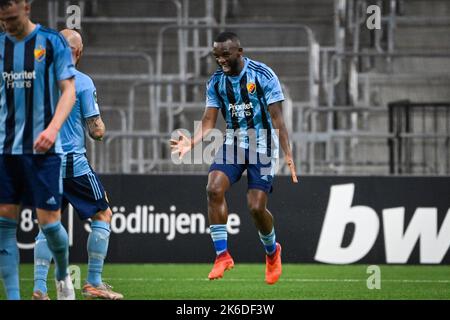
<box><xmin>17</xmin><ymin>175</ymin><xmax>450</xmax><ymax>264</ymax></box>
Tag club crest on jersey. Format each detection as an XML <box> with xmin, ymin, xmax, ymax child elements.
<box><xmin>247</xmin><ymin>82</ymin><xmax>256</xmax><ymax>94</ymax></box>
<box><xmin>34</xmin><ymin>46</ymin><xmax>46</xmax><ymax>62</ymax></box>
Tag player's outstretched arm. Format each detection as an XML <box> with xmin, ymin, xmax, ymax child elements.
<box><xmin>170</xmin><ymin>107</ymin><xmax>219</xmax><ymax>159</ymax></box>
<box><xmin>268</xmin><ymin>102</ymin><xmax>298</xmax><ymax>183</ymax></box>
<box><xmin>34</xmin><ymin>78</ymin><xmax>76</xmax><ymax>153</ymax></box>
<box><xmin>86</xmin><ymin>115</ymin><xmax>106</xmax><ymax>141</ymax></box>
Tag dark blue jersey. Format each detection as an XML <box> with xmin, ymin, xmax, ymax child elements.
<box><xmin>206</xmin><ymin>57</ymin><xmax>284</xmax><ymax>157</ymax></box>
<box><xmin>0</xmin><ymin>24</ymin><xmax>76</xmax><ymax>154</ymax></box>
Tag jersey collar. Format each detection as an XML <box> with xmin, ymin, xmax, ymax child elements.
<box><xmin>227</xmin><ymin>57</ymin><xmax>249</xmax><ymax>82</ymax></box>
<box><xmin>6</xmin><ymin>23</ymin><xmax>41</xmax><ymax>43</ymax></box>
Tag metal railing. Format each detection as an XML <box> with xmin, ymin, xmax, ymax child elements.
<box><xmin>388</xmin><ymin>101</ymin><xmax>450</xmax><ymax>175</ymax></box>
<box><xmin>86</xmin><ymin>106</ymin><xmax>127</xmax><ymax>172</ymax></box>
<box><xmin>155</xmin><ymin>23</ymin><xmax>320</xmax><ymax>143</ymax></box>
<box><xmin>103</xmin><ymin>132</ymin><xmax>171</xmax><ymax>173</ymax></box>
<box><xmin>295</xmin><ymin>105</ymin><xmax>393</xmax><ymax>174</ymax></box>
<box><xmin>156</xmin><ymin>23</ymin><xmax>319</xmax><ymax>109</ymax></box>
<box><xmin>298</xmin><ymin>0</ymin><xmax>450</xmax><ymax>175</ymax></box>
<box><xmin>52</xmin><ymin>0</ymin><xmax>450</xmax><ymax>176</ymax></box>
<box><xmin>82</xmin><ymin>51</ymin><xmax>155</xmax><ymax>82</ymax></box>
<box><xmin>48</xmin><ymin>0</ymin><xmax>183</xmax><ymax>29</ymax></box>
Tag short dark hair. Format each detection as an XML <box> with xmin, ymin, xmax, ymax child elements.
<box><xmin>214</xmin><ymin>31</ymin><xmax>240</xmax><ymax>44</ymax></box>
<box><xmin>0</xmin><ymin>0</ymin><xmax>27</xmax><ymax>9</ymax></box>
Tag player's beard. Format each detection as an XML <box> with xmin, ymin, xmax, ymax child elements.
<box><xmin>7</xmin><ymin>21</ymin><xmax>26</xmax><ymax>38</ymax></box>
<box><xmin>220</xmin><ymin>58</ymin><xmax>240</xmax><ymax>76</ymax></box>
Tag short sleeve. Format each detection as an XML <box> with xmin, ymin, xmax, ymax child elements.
<box><xmin>206</xmin><ymin>78</ymin><xmax>221</xmax><ymax>108</ymax></box>
<box><xmin>53</xmin><ymin>35</ymin><xmax>76</xmax><ymax>81</ymax></box>
<box><xmin>80</xmin><ymin>84</ymin><xmax>100</xmax><ymax>119</ymax></box>
<box><xmin>263</xmin><ymin>76</ymin><xmax>285</xmax><ymax>105</ymax></box>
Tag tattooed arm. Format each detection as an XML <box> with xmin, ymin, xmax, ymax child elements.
<box><xmin>86</xmin><ymin>115</ymin><xmax>106</xmax><ymax>141</ymax></box>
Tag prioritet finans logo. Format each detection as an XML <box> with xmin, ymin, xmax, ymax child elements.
<box><xmin>2</xmin><ymin>71</ymin><xmax>36</xmax><ymax>89</ymax></box>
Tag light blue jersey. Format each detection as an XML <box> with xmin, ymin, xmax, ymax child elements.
<box><xmin>206</xmin><ymin>57</ymin><xmax>284</xmax><ymax>157</ymax></box>
<box><xmin>0</xmin><ymin>24</ymin><xmax>76</xmax><ymax>154</ymax></box>
<box><xmin>60</xmin><ymin>70</ymin><xmax>99</xmax><ymax>178</ymax></box>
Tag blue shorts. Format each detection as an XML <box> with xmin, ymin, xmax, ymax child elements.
<box><xmin>0</xmin><ymin>154</ymin><xmax>62</xmax><ymax>211</ymax></box>
<box><xmin>209</xmin><ymin>144</ymin><xmax>277</xmax><ymax>193</ymax></box>
<box><xmin>62</xmin><ymin>170</ymin><xmax>109</xmax><ymax>220</ymax></box>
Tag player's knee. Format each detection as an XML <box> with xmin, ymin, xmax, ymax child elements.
<box><xmin>92</xmin><ymin>208</ymin><xmax>112</xmax><ymax>223</ymax></box>
<box><xmin>0</xmin><ymin>204</ymin><xmax>19</xmax><ymax>219</ymax></box>
<box><xmin>248</xmin><ymin>202</ymin><xmax>265</xmax><ymax>218</ymax></box>
<box><xmin>206</xmin><ymin>183</ymin><xmax>226</xmax><ymax>202</ymax></box>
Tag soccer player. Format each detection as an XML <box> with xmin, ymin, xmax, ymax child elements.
<box><xmin>171</xmin><ymin>32</ymin><xmax>298</xmax><ymax>285</ymax></box>
<box><xmin>0</xmin><ymin>0</ymin><xmax>76</xmax><ymax>300</ymax></box>
<box><xmin>32</xmin><ymin>29</ymin><xmax>123</xmax><ymax>300</ymax></box>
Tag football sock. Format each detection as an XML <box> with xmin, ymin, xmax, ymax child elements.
<box><xmin>41</xmin><ymin>221</ymin><xmax>69</xmax><ymax>281</ymax></box>
<box><xmin>210</xmin><ymin>224</ymin><xmax>228</xmax><ymax>255</ymax></box>
<box><xmin>33</xmin><ymin>230</ymin><xmax>52</xmax><ymax>294</ymax></box>
<box><xmin>87</xmin><ymin>220</ymin><xmax>110</xmax><ymax>286</ymax></box>
<box><xmin>259</xmin><ymin>227</ymin><xmax>277</xmax><ymax>255</ymax></box>
<box><xmin>0</xmin><ymin>217</ymin><xmax>20</xmax><ymax>300</ymax></box>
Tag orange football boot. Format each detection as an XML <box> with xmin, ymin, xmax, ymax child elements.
<box><xmin>82</xmin><ymin>282</ymin><xmax>124</xmax><ymax>300</ymax></box>
<box><xmin>208</xmin><ymin>251</ymin><xmax>235</xmax><ymax>280</ymax></box>
<box><xmin>31</xmin><ymin>290</ymin><xmax>50</xmax><ymax>300</ymax></box>
<box><xmin>265</xmin><ymin>243</ymin><xmax>282</xmax><ymax>285</ymax></box>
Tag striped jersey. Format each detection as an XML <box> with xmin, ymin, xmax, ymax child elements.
<box><xmin>61</xmin><ymin>69</ymin><xmax>100</xmax><ymax>178</ymax></box>
<box><xmin>206</xmin><ymin>57</ymin><xmax>284</xmax><ymax>157</ymax></box>
<box><xmin>0</xmin><ymin>24</ymin><xmax>76</xmax><ymax>155</ymax></box>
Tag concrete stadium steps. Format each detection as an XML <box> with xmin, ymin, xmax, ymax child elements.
<box><xmin>226</xmin><ymin>0</ymin><xmax>335</xmax><ymax>46</ymax></box>
<box><xmin>309</xmin><ymin>108</ymin><xmax>390</xmax><ymax>133</ymax></box>
<box><xmin>29</xmin><ymin>1</ymin><xmax>47</xmax><ymax>23</ymax></box>
<box><xmin>30</xmin><ymin>0</ymin><xmax>450</xmax><ymax>175</ymax></box>
<box><xmin>225</xmin><ymin>20</ymin><xmax>335</xmax><ymax>47</ymax></box>
<box><xmin>362</xmin><ymin>0</ymin><xmax>450</xmax><ymax>74</ymax></box>
<box><xmin>78</xmin><ymin>53</ymin><xmax>154</xmax><ymax>75</ymax></box>
<box><xmin>88</xmin><ymin>81</ymin><xmax>142</xmax><ymax>106</ymax></box>
<box><xmin>228</xmin><ymin>0</ymin><xmax>334</xmax><ymax>21</ymax></box>
<box><xmin>401</xmin><ymin>0</ymin><xmax>450</xmax><ymax>17</ymax></box>
<box><xmin>79</xmin><ymin>50</ymin><xmax>180</xmax><ymax>76</ymax></box>
<box><xmin>389</xmin><ymin>57</ymin><xmax>450</xmax><ymax>74</ymax></box>
<box><xmin>353</xmin><ymin>0</ymin><xmax>450</xmax><ymax>149</ymax></box>
<box><xmin>339</xmin><ymin>140</ymin><xmax>390</xmax><ymax>165</ymax></box>
<box><xmin>90</xmin><ymin>0</ymin><xmax>188</xmax><ymax>17</ymax></box>
<box><xmin>360</xmin><ymin>74</ymin><xmax>450</xmax><ymax>106</ymax></box>
<box><xmin>79</xmin><ymin>50</ymin><xmax>311</xmax><ymax>77</ymax></box>
<box><xmin>394</xmin><ymin>25</ymin><xmax>450</xmax><ymax>51</ymax></box>
<box><xmin>79</xmin><ymin>24</ymin><xmax>165</xmax><ymax>51</ymax></box>
<box><xmin>30</xmin><ymin>0</ymin><xmax>332</xmax><ymax>114</ymax></box>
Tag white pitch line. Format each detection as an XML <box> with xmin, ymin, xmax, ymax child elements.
<box><xmin>105</xmin><ymin>278</ymin><xmax>450</xmax><ymax>283</ymax></box>
<box><xmin>19</xmin><ymin>278</ymin><xmax>450</xmax><ymax>283</ymax></box>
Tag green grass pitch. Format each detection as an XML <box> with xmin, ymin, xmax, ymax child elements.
<box><xmin>1</xmin><ymin>264</ymin><xmax>450</xmax><ymax>300</ymax></box>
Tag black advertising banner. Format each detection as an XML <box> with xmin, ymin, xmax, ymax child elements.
<box><xmin>17</xmin><ymin>175</ymin><xmax>450</xmax><ymax>264</ymax></box>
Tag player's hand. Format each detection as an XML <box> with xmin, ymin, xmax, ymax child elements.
<box><xmin>285</xmin><ymin>155</ymin><xmax>298</xmax><ymax>183</ymax></box>
<box><xmin>170</xmin><ymin>130</ymin><xmax>193</xmax><ymax>159</ymax></box>
<box><xmin>33</xmin><ymin>126</ymin><xmax>58</xmax><ymax>153</ymax></box>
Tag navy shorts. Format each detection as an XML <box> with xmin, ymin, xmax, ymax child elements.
<box><xmin>61</xmin><ymin>170</ymin><xmax>109</xmax><ymax>220</ymax></box>
<box><xmin>209</xmin><ymin>144</ymin><xmax>277</xmax><ymax>193</ymax></box>
<box><xmin>0</xmin><ymin>154</ymin><xmax>63</xmax><ymax>211</ymax></box>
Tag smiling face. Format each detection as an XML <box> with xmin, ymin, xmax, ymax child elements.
<box><xmin>212</xmin><ymin>39</ymin><xmax>244</xmax><ymax>76</ymax></box>
<box><xmin>0</xmin><ymin>0</ymin><xmax>30</xmax><ymax>39</ymax></box>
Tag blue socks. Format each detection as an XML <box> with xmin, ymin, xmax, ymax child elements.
<box><xmin>259</xmin><ymin>228</ymin><xmax>276</xmax><ymax>255</ymax></box>
<box><xmin>87</xmin><ymin>221</ymin><xmax>110</xmax><ymax>286</ymax></box>
<box><xmin>0</xmin><ymin>217</ymin><xmax>20</xmax><ymax>300</ymax></box>
<box><xmin>210</xmin><ymin>224</ymin><xmax>228</xmax><ymax>255</ymax></box>
<box><xmin>34</xmin><ymin>220</ymin><xmax>111</xmax><ymax>290</ymax></box>
<box><xmin>41</xmin><ymin>221</ymin><xmax>69</xmax><ymax>281</ymax></box>
<box><xmin>33</xmin><ymin>230</ymin><xmax>53</xmax><ymax>294</ymax></box>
